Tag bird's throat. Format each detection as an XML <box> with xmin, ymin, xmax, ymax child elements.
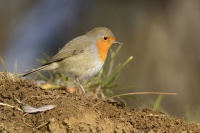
<box><xmin>96</xmin><ymin>39</ymin><xmax>112</xmax><ymax>62</ymax></box>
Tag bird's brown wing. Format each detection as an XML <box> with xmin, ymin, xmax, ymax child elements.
<box><xmin>43</xmin><ymin>35</ymin><xmax>91</xmax><ymax>66</ymax></box>
<box><xmin>44</xmin><ymin>49</ymin><xmax>84</xmax><ymax>65</ymax></box>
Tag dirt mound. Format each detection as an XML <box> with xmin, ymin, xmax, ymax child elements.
<box><xmin>0</xmin><ymin>72</ymin><xmax>200</xmax><ymax>133</ymax></box>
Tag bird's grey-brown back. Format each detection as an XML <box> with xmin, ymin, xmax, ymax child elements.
<box><xmin>48</xmin><ymin>35</ymin><xmax>91</xmax><ymax>63</ymax></box>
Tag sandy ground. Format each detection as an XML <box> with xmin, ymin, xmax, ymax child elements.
<box><xmin>0</xmin><ymin>72</ymin><xmax>200</xmax><ymax>133</ymax></box>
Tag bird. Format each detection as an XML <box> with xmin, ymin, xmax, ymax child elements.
<box><xmin>22</xmin><ymin>27</ymin><xmax>120</xmax><ymax>98</ymax></box>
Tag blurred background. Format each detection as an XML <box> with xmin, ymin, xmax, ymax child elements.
<box><xmin>0</xmin><ymin>0</ymin><xmax>200</xmax><ymax>121</ymax></box>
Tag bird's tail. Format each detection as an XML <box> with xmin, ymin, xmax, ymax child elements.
<box><xmin>21</xmin><ymin>65</ymin><xmax>48</xmax><ymax>77</ymax></box>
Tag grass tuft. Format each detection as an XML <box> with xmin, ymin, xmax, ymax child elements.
<box><xmin>185</xmin><ymin>105</ymin><xmax>200</xmax><ymax>123</ymax></box>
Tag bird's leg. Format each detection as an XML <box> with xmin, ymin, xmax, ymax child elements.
<box><xmin>75</xmin><ymin>77</ymin><xmax>88</xmax><ymax>99</ymax></box>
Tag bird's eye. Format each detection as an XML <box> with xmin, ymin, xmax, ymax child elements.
<box><xmin>104</xmin><ymin>37</ymin><xmax>108</xmax><ymax>40</ymax></box>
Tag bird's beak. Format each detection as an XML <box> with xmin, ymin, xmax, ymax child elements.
<box><xmin>113</xmin><ymin>41</ymin><xmax>122</xmax><ymax>45</ymax></box>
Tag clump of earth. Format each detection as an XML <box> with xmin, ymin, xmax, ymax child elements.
<box><xmin>0</xmin><ymin>72</ymin><xmax>200</xmax><ymax>133</ymax></box>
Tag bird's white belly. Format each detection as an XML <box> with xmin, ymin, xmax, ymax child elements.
<box><xmin>57</xmin><ymin>56</ymin><xmax>104</xmax><ymax>81</ymax></box>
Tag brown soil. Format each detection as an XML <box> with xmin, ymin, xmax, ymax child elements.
<box><xmin>0</xmin><ymin>72</ymin><xmax>200</xmax><ymax>133</ymax></box>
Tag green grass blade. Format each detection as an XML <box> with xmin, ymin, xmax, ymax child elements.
<box><xmin>153</xmin><ymin>95</ymin><xmax>163</xmax><ymax>111</ymax></box>
<box><xmin>107</xmin><ymin>44</ymin><xmax>122</xmax><ymax>76</ymax></box>
<box><xmin>0</xmin><ymin>56</ymin><xmax>6</xmax><ymax>70</ymax></box>
<box><xmin>36</xmin><ymin>59</ymin><xmax>47</xmax><ymax>64</ymax></box>
<box><xmin>185</xmin><ymin>105</ymin><xmax>192</xmax><ymax>122</ymax></box>
<box><xmin>36</xmin><ymin>72</ymin><xmax>49</xmax><ymax>81</ymax></box>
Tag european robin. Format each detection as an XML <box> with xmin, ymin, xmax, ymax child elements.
<box><xmin>22</xmin><ymin>27</ymin><xmax>120</xmax><ymax>98</ymax></box>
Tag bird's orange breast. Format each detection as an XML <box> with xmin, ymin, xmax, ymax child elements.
<box><xmin>96</xmin><ymin>37</ymin><xmax>115</xmax><ymax>62</ymax></box>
